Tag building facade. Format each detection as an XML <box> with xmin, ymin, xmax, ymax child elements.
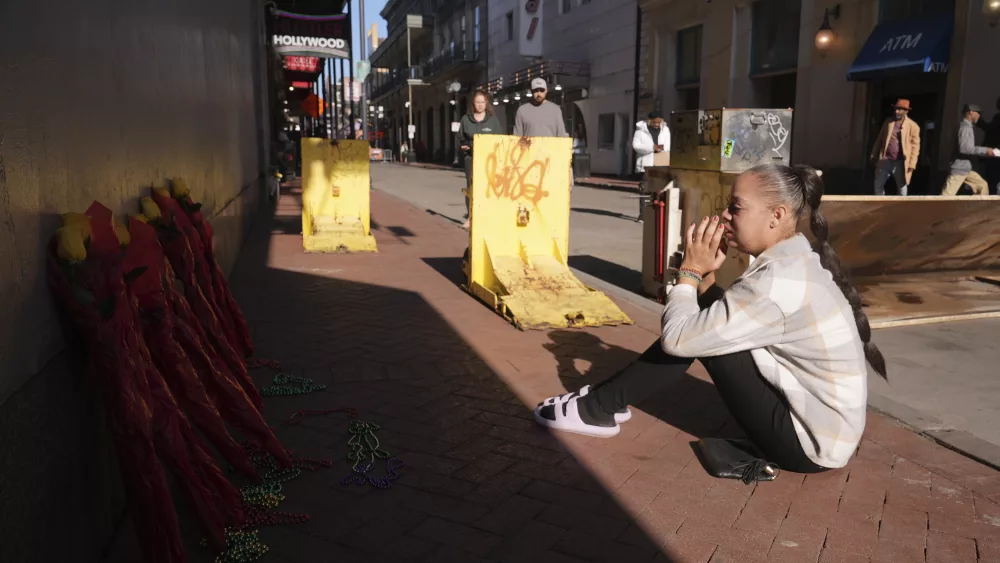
<box><xmin>486</xmin><ymin>0</ymin><xmax>641</xmax><ymax>176</ymax></box>
<box><xmin>368</xmin><ymin>0</ymin><xmax>488</xmax><ymax>164</ymax></box>
<box><xmin>638</xmin><ymin>0</ymin><xmax>1000</xmax><ymax>194</ymax></box>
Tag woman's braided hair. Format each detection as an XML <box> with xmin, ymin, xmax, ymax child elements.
<box><xmin>748</xmin><ymin>164</ymin><xmax>888</xmax><ymax>379</ymax></box>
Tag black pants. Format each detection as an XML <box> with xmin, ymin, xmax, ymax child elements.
<box><xmin>584</xmin><ymin>342</ymin><xmax>827</xmax><ymax>474</ymax></box>
<box><xmin>462</xmin><ymin>153</ymin><xmax>473</xmax><ymax>216</ymax></box>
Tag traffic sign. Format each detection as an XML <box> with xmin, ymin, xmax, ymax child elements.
<box><xmin>356</xmin><ymin>61</ymin><xmax>371</xmax><ymax>82</ymax></box>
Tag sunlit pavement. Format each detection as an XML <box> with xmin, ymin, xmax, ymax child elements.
<box><xmin>103</xmin><ymin>178</ymin><xmax>1000</xmax><ymax>563</ymax></box>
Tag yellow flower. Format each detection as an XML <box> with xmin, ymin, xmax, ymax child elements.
<box><xmin>113</xmin><ymin>219</ymin><xmax>130</xmax><ymax>246</ymax></box>
<box><xmin>55</xmin><ymin>226</ymin><xmax>87</xmax><ymax>262</ymax></box>
<box><xmin>140</xmin><ymin>197</ymin><xmax>162</xmax><ymax>221</ymax></box>
<box><xmin>60</xmin><ymin>212</ymin><xmax>93</xmax><ymax>240</ymax></box>
<box><xmin>171</xmin><ymin>178</ymin><xmax>190</xmax><ymax>198</ymax></box>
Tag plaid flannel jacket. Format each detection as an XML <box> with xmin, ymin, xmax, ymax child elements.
<box><xmin>662</xmin><ymin>234</ymin><xmax>868</xmax><ymax>468</ymax></box>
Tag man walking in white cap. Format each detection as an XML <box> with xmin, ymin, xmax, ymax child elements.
<box><xmin>512</xmin><ymin>78</ymin><xmax>568</xmax><ymax>138</ymax></box>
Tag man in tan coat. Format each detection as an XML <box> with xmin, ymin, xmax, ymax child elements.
<box><xmin>870</xmin><ymin>98</ymin><xmax>921</xmax><ymax>196</ymax></box>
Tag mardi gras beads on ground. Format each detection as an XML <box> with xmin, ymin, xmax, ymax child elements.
<box><xmin>247</xmin><ymin>358</ymin><xmax>325</xmax><ymax>396</ymax></box>
<box><xmin>340</xmin><ymin>419</ymin><xmax>404</xmax><ymax>490</ymax></box>
<box><xmin>241</xmin><ymin>482</ymin><xmax>284</xmax><ymax>509</ymax></box>
<box><xmin>260</xmin><ymin>373</ymin><xmax>326</xmax><ymax>396</ymax></box>
<box><xmin>207</xmin><ymin>440</ymin><xmax>332</xmax><ymax>561</ymax></box>
<box><xmin>200</xmin><ymin>528</ymin><xmax>268</xmax><ymax>563</ymax></box>
<box><xmin>341</xmin><ymin>457</ymin><xmax>405</xmax><ymax>489</ymax></box>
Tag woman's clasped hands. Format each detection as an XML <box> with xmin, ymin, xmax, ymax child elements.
<box><xmin>679</xmin><ymin>216</ymin><xmax>728</xmax><ymax>279</ymax></box>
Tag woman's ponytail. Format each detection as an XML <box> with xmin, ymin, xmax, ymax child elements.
<box><xmin>792</xmin><ymin>165</ymin><xmax>888</xmax><ymax>379</ymax></box>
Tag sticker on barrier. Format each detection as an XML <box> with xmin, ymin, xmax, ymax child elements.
<box><xmin>462</xmin><ymin>135</ymin><xmax>632</xmax><ymax>330</ymax></box>
<box><xmin>300</xmin><ymin>138</ymin><xmax>377</xmax><ymax>253</ymax></box>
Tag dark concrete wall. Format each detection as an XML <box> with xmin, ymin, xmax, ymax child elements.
<box><xmin>0</xmin><ymin>0</ymin><xmax>269</xmax><ymax>560</ymax></box>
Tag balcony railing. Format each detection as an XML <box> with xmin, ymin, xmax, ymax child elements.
<box><xmin>483</xmin><ymin>60</ymin><xmax>590</xmax><ymax>97</ymax></box>
<box><xmin>422</xmin><ymin>41</ymin><xmax>480</xmax><ymax>79</ymax></box>
<box><xmin>371</xmin><ymin>66</ymin><xmax>425</xmax><ymax>99</ymax></box>
<box><xmin>509</xmin><ymin>61</ymin><xmax>590</xmax><ymax>89</ymax></box>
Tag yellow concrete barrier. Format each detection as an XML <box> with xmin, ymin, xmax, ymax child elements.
<box><xmin>301</xmin><ymin>138</ymin><xmax>377</xmax><ymax>253</ymax></box>
<box><xmin>463</xmin><ymin>135</ymin><xmax>632</xmax><ymax>330</ymax></box>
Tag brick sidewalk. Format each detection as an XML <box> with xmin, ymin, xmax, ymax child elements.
<box><xmin>106</xmin><ymin>184</ymin><xmax>1000</xmax><ymax>563</ymax></box>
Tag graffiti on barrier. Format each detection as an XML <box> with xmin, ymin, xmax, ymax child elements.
<box><xmin>483</xmin><ymin>140</ymin><xmax>551</xmax><ymax>204</ymax></box>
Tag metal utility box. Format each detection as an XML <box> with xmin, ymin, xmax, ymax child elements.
<box><xmin>669</xmin><ymin>108</ymin><xmax>793</xmax><ymax>173</ymax></box>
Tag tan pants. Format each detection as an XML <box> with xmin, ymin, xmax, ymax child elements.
<box><xmin>942</xmin><ymin>171</ymin><xmax>989</xmax><ymax>195</ymax></box>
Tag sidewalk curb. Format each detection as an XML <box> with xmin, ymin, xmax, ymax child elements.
<box><xmin>386</xmin><ymin>161</ymin><xmax>462</xmax><ymax>173</ymax></box>
<box><xmin>578</xmin><ymin>270</ymin><xmax>1000</xmax><ymax>472</ymax></box>
<box><xmin>867</xmin><ymin>393</ymin><xmax>1000</xmax><ymax>471</ymax></box>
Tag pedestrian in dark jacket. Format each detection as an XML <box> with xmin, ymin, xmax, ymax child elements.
<box><xmin>457</xmin><ymin>89</ymin><xmax>504</xmax><ymax>228</ymax></box>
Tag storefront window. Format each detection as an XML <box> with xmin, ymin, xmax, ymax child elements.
<box><xmin>879</xmin><ymin>0</ymin><xmax>956</xmax><ymax>22</ymax></box>
<box><xmin>750</xmin><ymin>0</ymin><xmax>801</xmax><ymax>76</ymax></box>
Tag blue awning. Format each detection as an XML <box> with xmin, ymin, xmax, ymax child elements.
<box><xmin>847</xmin><ymin>16</ymin><xmax>953</xmax><ymax>81</ymax></box>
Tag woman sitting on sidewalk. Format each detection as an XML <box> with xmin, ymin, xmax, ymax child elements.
<box><xmin>534</xmin><ymin>164</ymin><xmax>888</xmax><ymax>473</ymax></box>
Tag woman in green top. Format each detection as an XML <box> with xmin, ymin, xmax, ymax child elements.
<box><xmin>458</xmin><ymin>89</ymin><xmax>504</xmax><ymax>228</ymax></box>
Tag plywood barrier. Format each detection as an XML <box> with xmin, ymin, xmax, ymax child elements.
<box><xmin>666</xmin><ymin>184</ymin><xmax>1000</xmax><ymax>328</ymax></box>
<box><xmin>463</xmin><ymin>135</ymin><xmax>632</xmax><ymax>330</ymax></box>
<box><xmin>300</xmin><ymin>138</ymin><xmax>377</xmax><ymax>253</ymax></box>
<box><xmin>812</xmin><ymin>196</ymin><xmax>1000</xmax><ymax>328</ymax></box>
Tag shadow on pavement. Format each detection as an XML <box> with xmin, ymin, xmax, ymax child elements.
<box><xmin>421</xmin><ymin>256</ymin><xmax>467</xmax><ymax>288</ymax></box>
<box><xmin>543</xmin><ymin>330</ymin><xmax>637</xmax><ymax>382</ymax></box>
<box><xmin>571</xmin><ymin>207</ymin><xmax>640</xmax><ymax>222</ymax></box>
<box><xmin>152</xmin><ymin>194</ymin><xmax>684</xmax><ymax>563</ymax></box>
<box><xmin>421</xmin><ymin>253</ymin><xmax>645</xmax><ymax>304</ymax></box>
<box><xmin>268</xmin><ymin>214</ymin><xmax>303</xmax><ymax>236</ymax></box>
<box><xmin>542</xmin><ymin>332</ymin><xmax>741</xmax><ymax>442</ymax></box>
<box><xmin>419</xmin><ymin>257</ymin><xmax>738</xmax><ymax>442</ymax></box>
<box><xmin>568</xmin><ymin>254</ymin><xmax>644</xmax><ymax>296</ymax></box>
<box><xmin>424</xmin><ymin>208</ymin><xmax>465</xmax><ymax>226</ymax></box>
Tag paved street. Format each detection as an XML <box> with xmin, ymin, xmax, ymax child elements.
<box><xmin>869</xmin><ymin>321</ymin><xmax>1000</xmax><ymax>467</ymax></box>
<box><xmin>100</xmin><ymin>175</ymin><xmax>1000</xmax><ymax>563</ymax></box>
<box><xmin>373</xmin><ymin>163</ymin><xmax>1000</xmax><ymax>469</ymax></box>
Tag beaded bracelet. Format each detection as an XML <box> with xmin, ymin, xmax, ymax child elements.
<box><xmin>679</xmin><ymin>266</ymin><xmax>704</xmax><ymax>280</ymax></box>
<box><xmin>677</xmin><ymin>270</ymin><xmax>703</xmax><ymax>284</ymax></box>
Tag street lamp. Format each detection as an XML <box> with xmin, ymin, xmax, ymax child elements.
<box><xmin>987</xmin><ymin>0</ymin><xmax>1000</xmax><ymax>26</ymax></box>
<box><xmin>815</xmin><ymin>4</ymin><xmax>840</xmax><ymax>53</ymax></box>
<box><xmin>447</xmin><ymin>81</ymin><xmax>462</xmax><ymax>166</ymax></box>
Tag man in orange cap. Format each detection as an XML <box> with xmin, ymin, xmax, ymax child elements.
<box><xmin>870</xmin><ymin>98</ymin><xmax>921</xmax><ymax>196</ymax></box>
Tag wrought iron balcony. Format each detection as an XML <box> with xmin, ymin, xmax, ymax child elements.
<box><xmin>371</xmin><ymin>66</ymin><xmax>425</xmax><ymax>99</ymax></box>
<box><xmin>421</xmin><ymin>41</ymin><xmax>481</xmax><ymax>79</ymax></box>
